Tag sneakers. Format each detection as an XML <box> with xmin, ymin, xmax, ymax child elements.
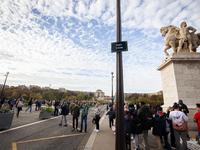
<box><xmin>59</xmin><ymin>124</ymin><xmax>62</xmax><ymax>126</ymax></box>
<box><xmin>94</xmin><ymin>129</ymin><xmax>97</xmax><ymax>132</ymax></box>
<box><xmin>76</xmin><ymin>129</ymin><xmax>79</xmax><ymax>131</ymax></box>
<box><xmin>95</xmin><ymin>129</ymin><xmax>99</xmax><ymax>133</ymax></box>
<box><xmin>79</xmin><ymin>130</ymin><xmax>83</xmax><ymax>133</ymax></box>
<box><xmin>63</xmin><ymin>124</ymin><xmax>68</xmax><ymax>127</ymax></box>
<box><xmin>71</xmin><ymin>128</ymin><xmax>75</xmax><ymax>131</ymax></box>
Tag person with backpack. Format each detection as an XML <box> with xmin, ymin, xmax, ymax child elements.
<box><xmin>169</xmin><ymin>103</ymin><xmax>188</xmax><ymax>150</ymax></box>
<box><xmin>132</xmin><ymin>111</ymin><xmax>142</xmax><ymax>150</ymax></box>
<box><xmin>16</xmin><ymin>98</ymin><xmax>23</xmax><ymax>117</ymax></box>
<box><xmin>25</xmin><ymin>98</ymin><xmax>33</xmax><ymax>113</ymax></box>
<box><xmin>106</xmin><ymin>107</ymin><xmax>115</xmax><ymax>128</ymax></box>
<box><xmin>59</xmin><ymin>102</ymin><xmax>69</xmax><ymax>126</ymax></box>
<box><xmin>162</xmin><ymin>112</ymin><xmax>172</xmax><ymax>150</ymax></box>
<box><xmin>137</xmin><ymin>101</ymin><xmax>153</xmax><ymax>150</ymax></box>
<box><xmin>124</xmin><ymin>111</ymin><xmax>133</xmax><ymax>150</ymax></box>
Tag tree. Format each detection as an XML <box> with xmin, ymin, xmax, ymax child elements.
<box><xmin>150</xmin><ymin>95</ymin><xmax>157</xmax><ymax>101</ymax></box>
<box><xmin>35</xmin><ymin>93</ymin><xmax>42</xmax><ymax>99</ymax></box>
<box><xmin>62</xmin><ymin>91</ymin><xmax>71</xmax><ymax>99</ymax></box>
<box><xmin>21</xmin><ymin>94</ymin><xmax>28</xmax><ymax>100</ymax></box>
<box><xmin>11</xmin><ymin>91</ymin><xmax>19</xmax><ymax>99</ymax></box>
<box><xmin>42</xmin><ymin>91</ymin><xmax>52</xmax><ymax>100</ymax></box>
<box><xmin>77</xmin><ymin>93</ymin><xmax>84</xmax><ymax>101</ymax></box>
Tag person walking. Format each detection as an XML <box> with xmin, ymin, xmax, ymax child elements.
<box><xmin>71</xmin><ymin>102</ymin><xmax>80</xmax><ymax>131</ymax></box>
<box><xmin>194</xmin><ymin>103</ymin><xmax>200</xmax><ymax>139</ymax></box>
<box><xmin>79</xmin><ymin>100</ymin><xmax>89</xmax><ymax>133</ymax></box>
<box><xmin>25</xmin><ymin>98</ymin><xmax>33</xmax><ymax>113</ymax></box>
<box><xmin>106</xmin><ymin>107</ymin><xmax>115</xmax><ymax>128</ymax></box>
<box><xmin>16</xmin><ymin>98</ymin><xmax>23</xmax><ymax>117</ymax></box>
<box><xmin>178</xmin><ymin>99</ymin><xmax>190</xmax><ymax>139</ymax></box>
<box><xmin>94</xmin><ymin>103</ymin><xmax>101</xmax><ymax>132</ymax></box>
<box><xmin>138</xmin><ymin>101</ymin><xmax>153</xmax><ymax>150</ymax></box>
<box><xmin>132</xmin><ymin>111</ymin><xmax>142</xmax><ymax>150</ymax></box>
<box><xmin>59</xmin><ymin>102</ymin><xmax>69</xmax><ymax>126</ymax></box>
<box><xmin>169</xmin><ymin>103</ymin><xmax>188</xmax><ymax>150</ymax></box>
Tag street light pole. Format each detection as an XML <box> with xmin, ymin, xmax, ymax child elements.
<box><xmin>111</xmin><ymin>72</ymin><xmax>114</xmax><ymax>106</ymax></box>
<box><xmin>0</xmin><ymin>72</ymin><xmax>9</xmax><ymax>101</ymax></box>
<box><xmin>116</xmin><ymin>0</ymin><xmax>124</xmax><ymax>150</ymax></box>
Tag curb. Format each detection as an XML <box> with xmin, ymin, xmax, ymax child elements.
<box><xmin>84</xmin><ymin>111</ymin><xmax>106</xmax><ymax>150</ymax></box>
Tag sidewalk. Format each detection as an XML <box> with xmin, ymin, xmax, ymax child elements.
<box><xmin>85</xmin><ymin>111</ymin><xmax>200</xmax><ymax>150</ymax></box>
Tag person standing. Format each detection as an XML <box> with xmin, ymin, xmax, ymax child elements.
<box><xmin>106</xmin><ymin>107</ymin><xmax>115</xmax><ymax>128</ymax></box>
<box><xmin>25</xmin><ymin>98</ymin><xmax>33</xmax><ymax>113</ymax></box>
<box><xmin>54</xmin><ymin>100</ymin><xmax>59</xmax><ymax>116</ymax></box>
<box><xmin>59</xmin><ymin>102</ymin><xmax>69</xmax><ymax>126</ymax></box>
<box><xmin>124</xmin><ymin>111</ymin><xmax>133</xmax><ymax>150</ymax></box>
<box><xmin>79</xmin><ymin>100</ymin><xmax>89</xmax><ymax>133</ymax></box>
<box><xmin>94</xmin><ymin>103</ymin><xmax>101</xmax><ymax>132</ymax></box>
<box><xmin>194</xmin><ymin>103</ymin><xmax>200</xmax><ymax>139</ymax></box>
<box><xmin>137</xmin><ymin>101</ymin><xmax>153</xmax><ymax>150</ymax></box>
<box><xmin>71</xmin><ymin>102</ymin><xmax>80</xmax><ymax>131</ymax></box>
<box><xmin>169</xmin><ymin>103</ymin><xmax>188</xmax><ymax>150</ymax></box>
<box><xmin>16</xmin><ymin>98</ymin><xmax>23</xmax><ymax>117</ymax></box>
<box><xmin>178</xmin><ymin>99</ymin><xmax>190</xmax><ymax>139</ymax></box>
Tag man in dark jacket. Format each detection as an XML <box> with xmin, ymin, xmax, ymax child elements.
<box><xmin>138</xmin><ymin>102</ymin><xmax>152</xmax><ymax>150</ymax></box>
<box><xmin>106</xmin><ymin>107</ymin><xmax>115</xmax><ymax>128</ymax></box>
<box><xmin>25</xmin><ymin>98</ymin><xmax>33</xmax><ymax>113</ymax></box>
<box><xmin>71</xmin><ymin>102</ymin><xmax>80</xmax><ymax>131</ymax></box>
<box><xmin>178</xmin><ymin>99</ymin><xmax>190</xmax><ymax>139</ymax></box>
<box><xmin>124</xmin><ymin>111</ymin><xmax>133</xmax><ymax>150</ymax></box>
<box><xmin>59</xmin><ymin>102</ymin><xmax>69</xmax><ymax>126</ymax></box>
<box><xmin>54</xmin><ymin>100</ymin><xmax>59</xmax><ymax>116</ymax></box>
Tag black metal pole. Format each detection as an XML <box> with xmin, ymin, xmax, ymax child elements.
<box><xmin>111</xmin><ymin>72</ymin><xmax>114</xmax><ymax>106</ymax></box>
<box><xmin>0</xmin><ymin>73</ymin><xmax>9</xmax><ymax>100</ymax></box>
<box><xmin>116</xmin><ymin>0</ymin><xmax>124</xmax><ymax>150</ymax></box>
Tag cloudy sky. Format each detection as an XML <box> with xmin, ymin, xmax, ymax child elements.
<box><xmin>0</xmin><ymin>0</ymin><xmax>200</xmax><ymax>96</ymax></box>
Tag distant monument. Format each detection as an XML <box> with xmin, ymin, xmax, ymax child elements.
<box><xmin>158</xmin><ymin>22</ymin><xmax>200</xmax><ymax>130</ymax></box>
<box><xmin>160</xmin><ymin>22</ymin><xmax>200</xmax><ymax>56</ymax></box>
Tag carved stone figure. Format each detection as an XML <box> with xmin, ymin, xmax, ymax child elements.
<box><xmin>160</xmin><ymin>22</ymin><xmax>200</xmax><ymax>56</ymax></box>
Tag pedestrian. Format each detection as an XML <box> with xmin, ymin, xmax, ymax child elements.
<box><xmin>106</xmin><ymin>107</ymin><xmax>115</xmax><ymax>128</ymax></box>
<box><xmin>132</xmin><ymin>111</ymin><xmax>142</xmax><ymax>150</ymax></box>
<box><xmin>152</xmin><ymin>113</ymin><xmax>164</xmax><ymax>150</ymax></box>
<box><xmin>169</xmin><ymin>103</ymin><xmax>188</xmax><ymax>150</ymax></box>
<box><xmin>162</xmin><ymin>112</ymin><xmax>172</xmax><ymax>150</ymax></box>
<box><xmin>16</xmin><ymin>98</ymin><xmax>23</xmax><ymax>117</ymax></box>
<box><xmin>124</xmin><ymin>111</ymin><xmax>133</xmax><ymax>150</ymax></box>
<box><xmin>194</xmin><ymin>103</ymin><xmax>200</xmax><ymax>139</ymax></box>
<box><xmin>79</xmin><ymin>100</ymin><xmax>89</xmax><ymax>133</ymax></box>
<box><xmin>178</xmin><ymin>99</ymin><xmax>190</xmax><ymax>140</ymax></box>
<box><xmin>59</xmin><ymin>102</ymin><xmax>69</xmax><ymax>126</ymax></box>
<box><xmin>94</xmin><ymin>103</ymin><xmax>101</xmax><ymax>133</ymax></box>
<box><xmin>35</xmin><ymin>100</ymin><xmax>39</xmax><ymax>111</ymax></box>
<box><xmin>25</xmin><ymin>98</ymin><xmax>33</xmax><ymax>113</ymax></box>
<box><xmin>71</xmin><ymin>102</ymin><xmax>80</xmax><ymax>131</ymax></box>
<box><xmin>54</xmin><ymin>100</ymin><xmax>59</xmax><ymax>116</ymax></box>
<box><xmin>137</xmin><ymin>101</ymin><xmax>153</xmax><ymax>150</ymax></box>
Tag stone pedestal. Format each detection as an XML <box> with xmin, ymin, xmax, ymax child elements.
<box><xmin>157</xmin><ymin>53</ymin><xmax>200</xmax><ymax>130</ymax></box>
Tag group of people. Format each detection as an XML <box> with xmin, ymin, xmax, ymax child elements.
<box><xmin>121</xmin><ymin>100</ymin><xmax>200</xmax><ymax>150</ymax></box>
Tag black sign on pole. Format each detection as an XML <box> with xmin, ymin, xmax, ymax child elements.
<box><xmin>111</xmin><ymin>41</ymin><xmax>128</xmax><ymax>53</ymax></box>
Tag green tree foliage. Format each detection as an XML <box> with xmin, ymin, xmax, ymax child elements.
<box><xmin>77</xmin><ymin>93</ymin><xmax>84</xmax><ymax>101</ymax></box>
<box><xmin>11</xmin><ymin>91</ymin><xmax>19</xmax><ymax>99</ymax></box>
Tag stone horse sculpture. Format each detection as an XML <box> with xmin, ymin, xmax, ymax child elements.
<box><xmin>160</xmin><ymin>24</ymin><xmax>200</xmax><ymax>56</ymax></box>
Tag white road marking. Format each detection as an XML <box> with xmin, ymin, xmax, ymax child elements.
<box><xmin>0</xmin><ymin>116</ymin><xmax>61</xmax><ymax>134</ymax></box>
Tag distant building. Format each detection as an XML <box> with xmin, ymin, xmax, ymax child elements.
<box><xmin>58</xmin><ymin>88</ymin><xmax>66</xmax><ymax>92</ymax></box>
<box><xmin>18</xmin><ymin>85</ymin><xmax>27</xmax><ymax>89</ymax></box>
<box><xmin>0</xmin><ymin>84</ymin><xmax>9</xmax><ymax>89</ymax></box>
<box><xmin>29</xmin><ymin>85</ymin><xmax>40</xmax><ymax>89</ymax></box>
<box><xmin>94</xmin><ymin>89</ymin><xmax>105</xmax><ymax>98</ymax></box>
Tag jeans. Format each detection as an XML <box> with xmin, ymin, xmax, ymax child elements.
<box><xmin>164</xmin><ymin>132</ymin><xmax>172</xmax><ymax>150</ymax></box>
<box><xmin>25</xmin><ymin>105</ymin><xmax>32</xmax><ymax>112</ymax></box>
<box><xmin>81</xmin><ymin>115</ymin><xmax>87</xmax><ymax>132</ymax></box>
<box><xmin>135</xmin><ymin>134</ymin><xmax>139</xmax><ymax>148</ymax></box>
<box><xmin>73</xmin><ymin>117</ymin><xmax>78</xmax><ymax>129</ymax></box>
<box><xmin>174</xmin><ymin>130</ymin><xmax>187</xmax><ymax>150</ymax></box>
<box><xmin>60</xmin><ymin>115</ymin><xmax>67</xmax><ymax>125</ymax></box>
<box><xmin>109</xmin><ymin>118</ymin><xmax>113</xmax><ymax>128</ymax></box>
<box><xmin>95</xmin><ymin>115</ymin><xmax>100</xmax><ymax>130</ymax></box>
<box><xmin>143</xmin><ymin>130</ymin><xmax>149</xmax><ymax>150</ymax></box>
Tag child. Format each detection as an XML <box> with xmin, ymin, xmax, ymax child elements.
<box><xmin>194</xmin><ymin>103</ymin><xmax>200</xmax><ymax>139</ymax></box>
<box><xmin>162</xmin><ymin>112</ymin><xmax>172</xmax><ymax>150</ymax></box>
<box><xmin>153</xmin><ymin>114</ymin><xmax>164</xmax><ymax>150</ymax></box>
<box><xmin>106</xmin><ymin>107</ymin><xmax>115</xmax><ymax>128</ymax></box>
<box><xmin>124</xmin><ymin>111</ymin><xmax>133</xmax><ymax>150</ymax></box>
<box><xmin>132</xmin><ymin>111</ymin><xmax>142</xmax><ymax>150</ymax></box>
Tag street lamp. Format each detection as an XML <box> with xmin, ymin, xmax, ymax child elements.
<box><xmin>111</xmin><ymin>72</ymin><xmax>114</xmax><ymax>106</ymax></box>
<box><xmin>0</xmin><ymin>72</ymin><xmax>9</xmax><ymax>102</ymax></box>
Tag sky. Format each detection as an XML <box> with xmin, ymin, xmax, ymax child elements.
<box><xmin>0</xmin><ymin>0</ymin><xmax>200</xmax><ymax>96</ymax></box>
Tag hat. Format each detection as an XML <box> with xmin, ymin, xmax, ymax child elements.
<box><xmin>173</xmin><ymin>103</ymin><xmax>179</xmax><ymax>109</ymax></box>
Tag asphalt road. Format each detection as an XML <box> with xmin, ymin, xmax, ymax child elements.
<box><xmin>0</xmin><ymin>105</ymin><xmax>107</xmax><ymax>150</ymax></box>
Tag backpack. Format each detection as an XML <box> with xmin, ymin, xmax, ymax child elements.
<box><xmin>132</xmin><ymin>116</ymin><xmax>143</xmax><ymax>134</ymax></box>
<box><xmin>17</xmin><ymin>101</ymin><xmax>23</xmax><ymax>107</ymax></box>
<box><xmin>144</xmin><ymin>110</ymin><xmax>153</xmax><ymax>129</ymax></box>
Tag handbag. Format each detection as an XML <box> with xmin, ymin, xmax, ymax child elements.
<box><xmin>172</xmin><ymin>121</ymin><xmax>187</xmax><ymax>131</ymax></box>
<box><xmin>92</xmin><ymin>117</ymin><xmax>96</xmax><ymax>124</ymax></box>
<box><xmin>112</xmin><ymin>125</ymin><xmax>116</xmax><ymax>132</ymax></box>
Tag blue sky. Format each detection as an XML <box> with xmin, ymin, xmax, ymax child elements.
<box><xmin>0</xmin><ymin>0</ymin><xmax>200</xmax><ymax>96</ymax></box>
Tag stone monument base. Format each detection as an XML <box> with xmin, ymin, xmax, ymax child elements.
<box><xmin>157</xmin><ymin>53</ymin><xmax>200</xmax><ymax>131</ymax></box>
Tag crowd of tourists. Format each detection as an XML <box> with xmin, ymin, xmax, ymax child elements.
<box><xmin>107</xmin><ymin>100</ymin><xmax>200</xmax><ymax>150</ymax></box>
